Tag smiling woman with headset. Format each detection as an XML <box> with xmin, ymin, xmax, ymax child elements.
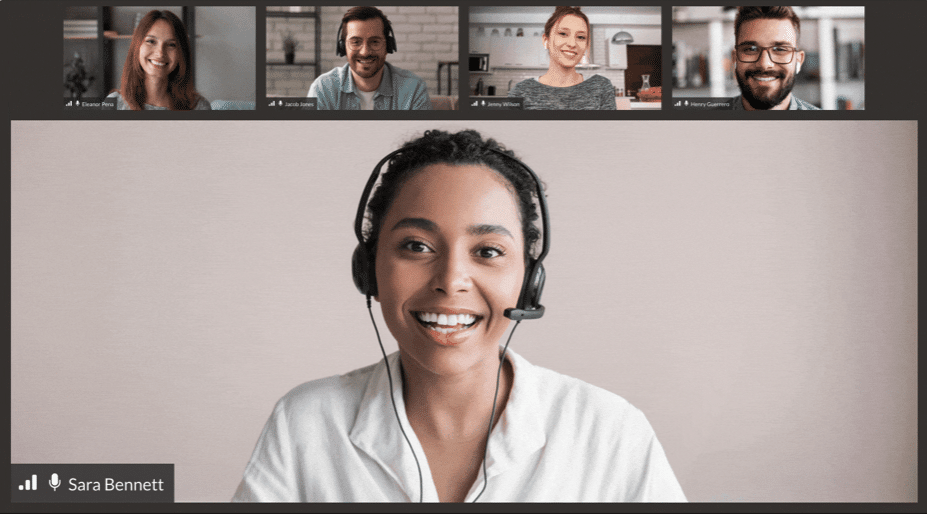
<box><xmin>231</xmin><ymin>129</ymin><xmax>685</xmax><ymax>502</ymax></box>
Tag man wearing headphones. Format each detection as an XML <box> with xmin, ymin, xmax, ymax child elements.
<box><xmin>308</xmin><ymin>6</ymin><xmax>431</xmax><ymax>110</ymax></box>
<box><xmin>731</xmin><ymin>6</ymin><xmax>820</xmax><ymax>110</ymax></box>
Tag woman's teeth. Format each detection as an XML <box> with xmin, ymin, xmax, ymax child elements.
<box><xmin>416</xmin><ymin>312</ymin><xmax>478</xmax><ymax>333</ymax></box>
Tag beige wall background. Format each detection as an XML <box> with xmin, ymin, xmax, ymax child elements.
<box><xmin>10</xmin><ymin>121</ymin><xmax>917</xmax><ymax>502</ymax></box>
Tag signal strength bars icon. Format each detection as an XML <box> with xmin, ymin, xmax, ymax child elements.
<box><xmin>18</xmin><ymin>474</ymin><xmax>38</xmax><ymax>491</ymax></box>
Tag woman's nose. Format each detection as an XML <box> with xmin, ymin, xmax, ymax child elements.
<box><xmin>431</xmin><ymin>251</ymin><xmax>472</xmax><ymax>294</ymax></box>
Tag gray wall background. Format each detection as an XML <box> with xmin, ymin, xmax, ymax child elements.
<box><xmin>10</xmin><ymin>121</ymin><xmax>917</xmax><ymax>502</ymax></box>
<box><xmin>194</xmin><ymin>6</ymin><xmax>256</xmax><ymax>102</ymax></box>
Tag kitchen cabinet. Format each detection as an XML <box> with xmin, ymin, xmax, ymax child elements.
<box><xmin>496</xmin><ymin>33</ymin><xmax>515</xmax><ymax>66</ymax></box>
<box><xmin>607</xmin><ymin>44</ymin><xmax>627</xmax><ymax>69</ymax></box>
<box><xmin>472</xmin><ymin>25</ymin><xmax>547</xmax><ymax>68</ymax></box>
<box><xmin>471</xmin><ymin>27</ymin><xmax>490</xmax><ymax>54</ymax></box>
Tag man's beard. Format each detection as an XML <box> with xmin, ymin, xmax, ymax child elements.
<box><xmin>736</xmin><ymin>68</ymin><xmax>796</xmax><ymax>110</ymax></box>
<box><xmin>349</xmin><ymin>54</ymin><xmax>384</xmax><ymax>79</ymax></box>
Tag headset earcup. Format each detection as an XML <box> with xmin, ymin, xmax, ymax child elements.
<box><xmin>524</xmin><ymin>262</ymin><xmax>545</xmax><ymax>310</ymax></box>
<box><xmin>352</xmin><ymin>245</ymin><xmax>374</xmax><ymax>296</ymax></box>
<box><xmin>336</xmin><ymin>21</ymin><xmax>346</xmax><ymax>56</ymax></box>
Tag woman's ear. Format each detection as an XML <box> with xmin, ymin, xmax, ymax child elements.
<box><xmin>542</xmin><ymin>34</ymin><xmax>548</xmax><ymax>50</ymax></box>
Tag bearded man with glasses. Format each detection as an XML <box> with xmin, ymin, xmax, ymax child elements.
<box><xmin>731</xmin><ymin>6</ymin><xmax>821</xmax><ymax>110</ymax></box>
<box><xmin>308</xmin><ymin>6</ymin><xmax>431</xmax><ymax>110</ymax></box>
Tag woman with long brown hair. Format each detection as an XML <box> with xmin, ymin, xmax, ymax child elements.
<box><xmin>107</xmin><ymin>10</ymin><xmax>210</xmax><ymax>110</ymax></box>
<box><xmin>508</xmin><ymin>6</ymin><xmax>615</xmax><ymax>110</ymax></box>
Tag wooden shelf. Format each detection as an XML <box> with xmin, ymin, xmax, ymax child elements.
<box><xmin>264</xmin><ymin>7</ymin><xmax>322</xmax><ymax>92</ymax></box>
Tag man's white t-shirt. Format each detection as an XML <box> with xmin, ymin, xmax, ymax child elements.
<box><xmin>355</xmin><ymin>89</ymin><xmax>376</xmax><ymax>111</ymax></box>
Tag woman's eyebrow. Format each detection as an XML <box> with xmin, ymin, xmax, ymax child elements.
<box><xmin>390</xmin><ymin>219</ymin><xmax>513</xmax><ymax>238</ymax></box>
<box><xmin>391</xmin><ymin>217</ymin><xmax>437</xmax><ymax>233</ymax></box>
<box><xmin>468</xmin><ymin>224</ymin><xmax>514</xmax><ymax>238</ymax></box>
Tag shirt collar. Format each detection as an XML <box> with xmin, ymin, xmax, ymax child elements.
<box><xmin>340</xmin><ymin>62</ymin><xmax>395</xmax><ymax>98</ymax></box>
<box><xmin>482</xmin><ymin>348</ymin><xmax>546</xmax><ymax>478</ymax></box>
<box><xmin>348</xmin><ymin>350</ymin><xmax>425</xmax><ymax>500</ymax></box>
<box><xmin>348</xmin><ymin>348</ymin><xmax>547</xmax><ymax>500</ymax></box>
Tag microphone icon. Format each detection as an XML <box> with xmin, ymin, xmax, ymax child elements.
<box><xmin>49</xmin><ymin>473</ymin><xmax>61</xmax><ymax>491</ymax></box>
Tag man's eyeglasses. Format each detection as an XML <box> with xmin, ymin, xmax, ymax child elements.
<box><xmin>346</xmin><ymin>38</ymin><xmax>385</xmax><ymax>51</ymax></box>
<box><xmin>735</xmin><ymin>44</ymin><xmax>797</xmax><ymax>64</ymax></box>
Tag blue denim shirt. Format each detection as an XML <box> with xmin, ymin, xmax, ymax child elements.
<box><xmin>731</xmin><ymin>94</ymin><xmax>821</xmax><ymax>110</ymax></box>
<box><xmin>307</xmin><ymin>62</ymin><xmax>431</xmax><ymax>110</ymax></box>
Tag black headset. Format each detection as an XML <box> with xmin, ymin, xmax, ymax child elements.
<box><xmin>336</xmin><ymin>13</ymin><xmax>397</xmax><ymax>57</ymax></box>
<box><xmin>352</xmin><ymin>146</ymin><xmax>549</xmax><ymax>321</ymax></box>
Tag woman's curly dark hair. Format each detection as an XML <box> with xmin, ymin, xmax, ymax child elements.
<box><xmin>363</xmin><ymin>129</ymin><xmax>544</xmax><ymax>264</ymax></box>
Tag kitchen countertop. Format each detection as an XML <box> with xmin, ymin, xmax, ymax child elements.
<box><xmin>469</xmin><ymin>95</ymin><xmax>662</xmax><ymax>110</ymax></box>
<box><xmin>628</xmin><ymin>100</ymin><xmax>662</xmax><ymax>109</ymax></box>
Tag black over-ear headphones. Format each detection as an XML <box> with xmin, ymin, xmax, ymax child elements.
<box><xmin>352</xmin><ymin>146</ymin><xmax>549</xmax><ymax>321</ymax></box>
<box><xmin>336</xmin><ymin>14</ymin><xmax>397</xmax><ymax>57</ymax></box>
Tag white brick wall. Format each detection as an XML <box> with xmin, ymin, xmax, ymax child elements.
<box><xmin>266</xmin><ymin>7</ymin><xmax>320</xmax><ymax>96</ymax></box>
<box><xmin>267</xmin><ymin>64</ymin><xmax>317</xmax><ymax>97</ymax></box>
<box><xmin>266</xmin><ymin>18</ymin><xmax>317</xmax><ymax>60</ymax></box>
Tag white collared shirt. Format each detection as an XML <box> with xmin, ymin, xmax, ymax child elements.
<box><xmin>232</xmin><ymin>349</ymin><xmax>686</xmax><ymax>502</ymax></box>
